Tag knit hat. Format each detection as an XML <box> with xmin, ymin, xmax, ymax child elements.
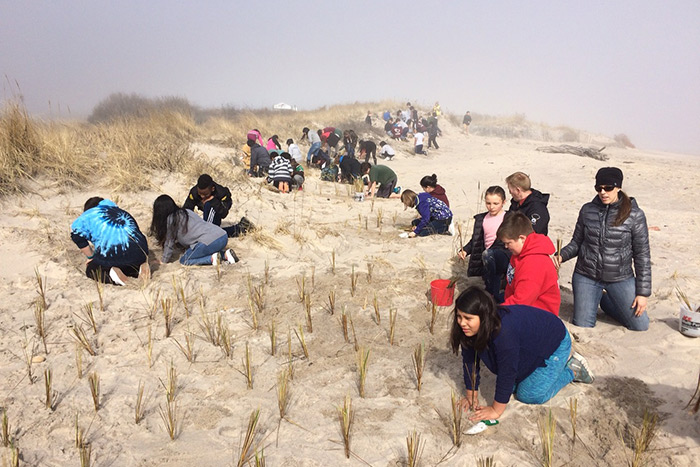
<box><xmin>595</xmin><ymin>167</ymin><xmax>623</xmax><ymax>187</ymax></box>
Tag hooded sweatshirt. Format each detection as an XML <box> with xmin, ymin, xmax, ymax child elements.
<box><xmin>502</xmin><ymin>233</ymin><xmax>560</xmax><ymax>315</ymax></box>
<box><xmin>508</xmin><ymin>189</ymin><xmax>550</xmax><ymax>235</ymax></box>
<box><xmin>429</xmin><ymin>184</ymin><xmax>450</xmax><ymax>207</ymax></box>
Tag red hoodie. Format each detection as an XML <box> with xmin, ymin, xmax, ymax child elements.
<box><xmin>502</xmin><ymin>233</ymin><xmax>560</xmax><ymax>315</ymax></box>
<box><xmin>430</xmin><ymin>184</ymin><xmax>450</xmax><ymax>207</ymax></box>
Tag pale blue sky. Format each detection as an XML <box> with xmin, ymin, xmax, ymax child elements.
<box><xmin>2</xmin><ymin>1</ymin><xmax>699</xmax><ymax>155</ymax></box>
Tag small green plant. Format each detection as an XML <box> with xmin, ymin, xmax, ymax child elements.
<box><xmin>338</xmin><ymin>395</ymin><xmax>353</xmax><ymax>459</ymax></box>
<box><xmin>253</xmin><ymin>284</ymin><xmax>265</xmax><ymax>314</ymax></box>
<box><xmin>406</xmin><ymin>430</ymin><xmax>424</xmax><ymax>467</ymax></box>
<box><xmin>412</xmin><ymin>343</ymin><xmax>426</xmax><ymax>392</ymax></box>
<box><xmin>538</xmin><ymin>408</ymin><xmax>556</xmax><ymax>467</ymax></box>
<box><xmin>356</xmin><ymin>347</ymin><xmax>371</xmax><ymax>398</ymax></box>
<box><xmin>236</xmin><ymin>409</ymin><xmax>261</xmax><ymax>467</ymax></box>
<box><xmin>172</xmin><ymin>276</ymin><xmax>189</xmax><ymax>318</ymax></box>
<box><xmin>247</xmin><ymin>296</ymin><xmax>259</xmax><ymax>330</ymax></box>
<box><xmin>88</xmin><ymin>372</ymin><xmax>100</xmax><ymax>412</ymax></box>
<box><xmin>349</xmin><ymin>314</ymin><xmax>359</xmax><ymax>352</ymax></box>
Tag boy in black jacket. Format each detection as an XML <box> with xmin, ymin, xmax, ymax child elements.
<box><xmin>183</xmin><ymin>174</ymin><xmax>252</xmax><ymax>237</ymax></box>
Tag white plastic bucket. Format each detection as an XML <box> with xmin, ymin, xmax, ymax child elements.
<box><xmin>679</xmin><ymin>304</ymin><xmax>700</xmax><ymax>337</ymax></box>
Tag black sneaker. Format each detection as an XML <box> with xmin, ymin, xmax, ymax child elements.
<box><xmin>239</xmin><ymin>217</ymin><xmax>254</xmax><ymax>233</ymax></box>
<box><xmin>224</xmin><ymin>248</ymin><xmax>239</xmax><ymax>264</ymax></box>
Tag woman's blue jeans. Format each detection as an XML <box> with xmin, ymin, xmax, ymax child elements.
<box><xmin>180</xmin><ymin>234</ymin><xmax>228</xmax><ymax>266</ymax></box>
<box><xmin>306</xmin><ymin>142</ymin><xmax>321</xmax><ymax>163</ymax></box>
<box><xmin>515</xmin><ymin>332</ymin><xmax>574</xmax><ymax>404</ymax></box>
<box><xmin>571</xmin><ymin>272</ymin><xmax>649</xmax><ymax>331</ymax></box>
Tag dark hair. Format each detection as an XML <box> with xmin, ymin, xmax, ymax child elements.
<box><xmin>83</xmin><ymin>197</ymin><xmax>103</xmax><ymax>212</ymax></box>
<box><xmin>302</xmin><ymin>127</ymin><xmax>309</xmax><ymax>133</ymax></box>
<box><xmin>420</xmin><ymin>174</ymin><xmax>438</xmax><ymax>188</ymax></box>
<box><xmin>197</xmin><ymin>174</ymin><xmax>214</xmax><ymax>189</ymax></box>
<box><xmin>379</xmin><ymin>141</ymin><xmax>386</xmax><ymax>147</ymax></box>
<box><xmin>360</xmin><ymin>162</ymin><xmax>372</xmax><ymax>173</ymax></box>
<box><xmin>484</xmin><ymin>185</ymin><xmax>506</xmax><ymax>201</ymax></box>
<box><xmin>614</xmin><ymin>190</ymin><xmax>632</xmax><ymax>226</ymax></box>
<box><xmin>280</xmin><ymin>152</ymin><xmax>293</xmax><ymax>163</ymax></box>
<box><xmin>497</xmin><ymin>212</ymin><xmax>533</xmax><ymax>240</ymax></box>
<box><xmin>449</xmin><ymin>286</ymin><xmax>503</xmax><ymax>353</ymax></box>
<box><xmin>246</xmin><ymin>139</ymin><xmax>255</xmax><ymax>148</ymax></box>
<box><xmin>149</xmin><ymin>194</ymin><xmax>188</xmax><ymax>247</ymax></box>
<box><xmin>286</xmin><ymin>138</ymin><xmax>293</xmax><ymax>145</ymax></box>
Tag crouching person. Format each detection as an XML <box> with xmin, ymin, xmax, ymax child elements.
<box><xmin>450</xmin><ymin>287</ymin><xmax>593</xmax><ymax>421</ymax></box>
<box><xmin>71</xmin><ymin>197</ymin><xmax>150</xmax><ymax>285</ymax></box>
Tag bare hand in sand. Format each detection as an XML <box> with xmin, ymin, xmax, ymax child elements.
<box><xmin>632</xmin><ymin>296</ymin><xmax>647</xmax><ymax>316</ymax></box>
<box><xmin>459</xmin><ymin>390</ymin><xmax>478</xmax><ymax>411</ymax></box>
<box><xmin>469</xmin><ymin>405</ymin><xmax>502</xmax><ymax>422</ymax></box>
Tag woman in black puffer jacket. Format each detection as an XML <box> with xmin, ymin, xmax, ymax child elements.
<box><xmin>557</xmin><ymin>167</ymin><xmax>650</xmax><ymax>331</ymax></box>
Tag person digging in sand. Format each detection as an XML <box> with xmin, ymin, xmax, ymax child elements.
<box><xmin>71</xmin><ymin>197</ymin><xmax>150</xmax><ymax>286</ymax></box>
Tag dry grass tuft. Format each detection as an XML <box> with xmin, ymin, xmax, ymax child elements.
<box><xmin>88</xmin><ymin>372</ymin><xmax>100</xmax><ymax>412</ymax></box>
<box><xmin>450</xmin><ymin>389</ymin><xmax>463</xmax><ymax>447</ymax></box>
<box><xmin>356</xmin><ymin>347</ymin><xmax>371</xmax><ymax>398</ymax></box>
<box><xmin>412</xmin><ymin>343</ymin><xmax>427</xmax><ymax>392</ymax></box>
<box><xmin>337</xmin><ymin>395</ymin><xmax>353</xmax><ymax>459</ymax></box>
<box><xmin>406</xmin><ymin>430</ymin><xmax>424</xmax><ymax>467</ymax></box>
<box><xmin>236</xmin><ymin>409</ymin><xmax>261</xmax><ymax>467</ymax></box>
<box><xmin>538</xmin><ymin>408</ymin><xmax>556</xmax><ymax>467</ymax></box>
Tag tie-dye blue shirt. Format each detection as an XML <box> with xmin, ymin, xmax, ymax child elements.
<box><xmin>71</xmin><ymin>199</ymin><xmax>148</xmax><ymax>265</ymax></box>
<box><xmin>414</xmin><ymin>192</ymin><xmax>453</xmax><ymax>234</ymax></box>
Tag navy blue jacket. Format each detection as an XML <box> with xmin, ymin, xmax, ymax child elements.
<box><xmin>461</xmin><ymin>305</ymin><xmax>566</xmax><ymax>404</ymax></box>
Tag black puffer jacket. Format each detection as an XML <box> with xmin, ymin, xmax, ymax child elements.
<box><xmin>508</xmin><ymin>189</ymin><xmax>550</xmax><ymax>235</ymax></box>
<box><xmin>461</xmin><ymin>212</ymin><xmax>507</xmax><ymax>277</ymax></box>
<box><xmin>560</xmin><ymin>195</ymin><xmax>651</xmax><ymax>296</ymax></box>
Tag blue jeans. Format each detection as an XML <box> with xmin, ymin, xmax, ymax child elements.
<box><xmin>482</xmin><ymin>248</ymin><xmax>510</xmax><ymax>303</ymax></box>
<box><xmin>571</xmin><ymin>272</ymin><xmax>649</xmax><ymax>331</ymax></box>
<box><xmin>412</xmin><ymin>217</ymin><xmax>451</xmax><ymax>236</ymax></box>
<box><xmin>515</xmin><ymin>332</ymin><xmax>574</xmax><ymax>404</ymax></box>
<box><xmin>180</xmin><ymin>234</ymin><xmax>228</xmax><ymax>266</ymax></box>
<box><xmin>306</xmin><ymin>142</ymin><xmax>321</xmax><ymax>163</ymax></box>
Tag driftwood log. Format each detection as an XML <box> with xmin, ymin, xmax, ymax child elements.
<box><xmin>536</xmin><ymin>145</ymin><xmax>608</xmax><ymax>161</ymax></box>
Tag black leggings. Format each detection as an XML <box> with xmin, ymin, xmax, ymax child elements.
<box><xmin>86</xmin><ymin>261</ymin><xmax>141</xmax><ymax>284</ymax></box>
<box><xmin>428</xmin><ymin>134</ymin><xmax>439</xmax><ymax>149</ymax></box>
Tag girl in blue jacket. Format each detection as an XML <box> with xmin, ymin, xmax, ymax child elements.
<box><xmin>450</xmin><ymin>287</ymin><xmax>593</xmax><ymax>421</ymax></box>
<box><xmin>400</xmin><ymin>189</ymin><xmax>452</xmax><ymax>237</ymax></box>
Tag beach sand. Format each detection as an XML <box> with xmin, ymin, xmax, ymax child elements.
<box><xmin>1</xmin><ymin>117</ymin><xmax>699</xmax><ymax>466</ymax></box>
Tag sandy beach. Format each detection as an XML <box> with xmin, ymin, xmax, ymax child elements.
<box><xmin>1</xmin><ymin>113</ymin><xmax>699</xmax><ymax>466</ymax></box>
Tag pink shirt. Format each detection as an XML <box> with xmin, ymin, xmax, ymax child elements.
<box><xmin>483</xmin><ymin>211</ymin><xmax>505</xmax><ymax>249</ymax></box>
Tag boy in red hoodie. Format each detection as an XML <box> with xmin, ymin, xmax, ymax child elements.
<box><xmin>497</xmin><ymin>212</ymin><xmax>560</xmax><ymax>315</ymax></box>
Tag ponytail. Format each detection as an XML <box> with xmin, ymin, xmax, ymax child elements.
<box><xmin>614</xmin><ymin>190</ymin><xmax>632</xmax><ymax>226</ymax></box>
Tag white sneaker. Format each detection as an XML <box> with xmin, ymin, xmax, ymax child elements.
<box><xmin>109</xmin><ymin>267</ymin><xmax>127</xmax><ymax>286</ymax></box>
<box><xmin>211</xmin><ymin>253</ymin><xmax>220</xmax><ymax>265</ymax></box>
<box><xmin>399</xmin><ymin>232</ymin><xmax>409</xmax><ymax>238</ymax></box>
<box><xmin>448</xmin><ymin>223</ymin><xmax>456</xmax><ymax>236</ymax></box>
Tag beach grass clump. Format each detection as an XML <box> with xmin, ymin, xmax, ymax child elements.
<box><xmin>79</xmin><ymin>302</ymin><xmax>97</xmax><ymax>334</ymax></box>
<box><xmin>294</xmin><ymin>325</ymin><xmax>309</xmax><ymax>359</ymax></box>
<box><xmin>538</xmin><ymin>408</ymin><xmax>556</xmax><ymax>467</ymax></box>
<box><xmin>337</xmin><ymin>395</ymin><xmax>353</xmax><ymax>459</ymax></box>
<box><xmin>160</xmin><ymin>360</ymin><xmax>178</xmax><ymax>403</ymax></box>
<box><xmin>242</xmin><ymin>342</ymin><xmax>254</xmax><ymax>389</ymax></box>
<box><xmin>236</xmin><ymin>409</ymin><xmax>261</xmax><ymax>467</ymax></box>
<box><xmin>71</xmin><ymin>323</ymin><xmax>97</xmax><ymax>356</ymax></box>
<box><xmin>406</xmin><ymin>430</ymin><xmax>424</xmax><ymax>467</ymax></box>
<box><xmin>0</xmin><ymin>100</ymin><xmax>43</xmax><ymax>195</ymax></box>
<box><xmin>161</xmin><ymin>297</ymin><xmax>174</xmax><ymax>338</ymax></box>
<box><xmin>626</xmin><ymin>409</ymin><xmax>658</xmax><ymax>467</ymax></box>
<box><xmin>277</xmin><ymin>369</ymin><xmax>291</xmax><ymax>420</ymax></box>
<box><xmin>173</xmin><ymin>327</ymin><xmax>196</xmax><ymax>363</ymax></box>
<box><xmin>79</xmin><ymin>441</ymin><xmax>92</xmax><ymax>467</ymax></box>
<box><xmin>356</xmin><ymin>347</ymin><xmax>371</xmax><ymax>398</ymax></box>
<box><xmin>330</xmin><ymin>250</ymin><xmax>336</xmax><ymax>274</ymax></box>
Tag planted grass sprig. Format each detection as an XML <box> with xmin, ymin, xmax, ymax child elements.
<box><xmin>159</xmin><ymin>397</ymin><xmax>179</xmax><ymax>440</ymax></box>
<box><xmin>160</xmin><ymin>360</ymin><xmax>178</xmax><ymax>403</ymax></box>
<box><xmin>88</xmin><ymin>372</ymin><xmax>100</xmax><ymax>412</ymax></box>
<box><xmin>242</xmin><ymin>342</ymin><xmax>253</xmax><ymax>389</ymax></box>
<box><xmin>412</xmin><ymin>343</ymin><xmax>427</xmax><ymax>392</ymax></box>
<box><xmin>161</xmin><ymin>297</ymin><xmax>174</xmax><ymax>338</ymax></box>
<box><xmin>236</xmin><ymin>409</ymin><xmax>261</xmax><ymax>467</ymax></box>
<box><xmin>294</xmin><ymin>325</ymin><xmax>309</xmax><ymax>359</ymax></box>
<box><xmin>327</xmin><ymin>289</ymin><xmax>336</xmax><ymax>315</ymax></box>
<box><xmin>626</xmin><ymin>409</ymin><xmax>658</xmax><ymax>467</ymax></box>
<box><xmin>349</xmin><ymin>313</ymin><xmax>359</xmax><ymax>351</ymax></box>
<box><xmin>22</xmin><ymin>329</ymin><xmax>36</xmax><ymax>383</ymax></box>
<box><xmin>304</xmin><ymin>293</ymin><xmax>313</xmax><ymax>333</ymax></box>
<box><xmin>172</xmin><ymin>276</ymin><xmax>190</xmax><ymax>318</ymax></box>
<box><xmin>1</xmin><ymin>409</ymin><xmax>10</xmax><ymax>447</ymax></box>
<box><xmin>71</xmin><ymin>322</ymin><xmax>96</xmax><ymax>356</ymax></box>
<box><xmin>44</xmin><ymin>368</ymin><xmax>57</xmax><ymax>411</ymax></box>
<box><xmin>406</xmin><ymin>430</ymin><xmax>424</xmax><ymax>467</ymax></box>
<box><xmin>356</xmin><ymin>347</ymin><xmax>371</xmax><ymax>398</ymax></box>
<box><xmin>79</xmin><ymin>302</ymin><xmax>97</xmax><ymax>334</ymax></box>
<box><xmin>253</xmin><ymin>284</ymin><xmax>265</xmax><ymax>314</ymax></box>
<box><xmin>75</xmin><ymin>344</ymin><xmax>84</xmax><ymax>379</ymax></box>
<box><xmin>366</xmin><ymin>261</ymin><xmax>374</xmax><ymax>283</ymax></box>
<box><xmin>269</xmin><ymin>321</ymin><xmax>277</xmax><ymax>356</ymax></box>
<box><xmin>337</xmin><ymin>395</ymin><xmax>353</xmax><ymax>459</ymax></box>
<box><xmin>450</xmin><ymin>389</ymin><xmax>463</xmax><ymax>447</ymax></box>
<box><xmin>477</xmin><ymin>456</ymin><xmax>496</xmax><ymax>467</ymax></box>
<box><xmin>538</xmin><ymin>408</ymin><xmax>556</xmax><ymax>467</ymax></box>
<box><xmin>372</xmin><ymin>294</ymin><xmax>381</xmax><ymax>325</ymax></box>
<box><xmin>388</xmin><ymin>308</ymin><xmax>397</xmax><ymax>345</ymax></box>
<box><xmin>34</xmin><ymin>301</ymin><xmax>48</xmax><ymax>354</ymax></box>
<box><xmin>296</xmin><ymin>276</ymin><xmax>306</xmax><ymax>303</ymax></box>
<box><xmin>135</xmin><ymin>381</ymin><xmax>146</xmax><ymax>424</ymax></box>
<box><xmin>247</xmin><ymin>297</ymin><xmax>259</xmax><ymax>330</ymax></box>
<box><xmin>569</xmin><ymin>397</ymin><xmax>578</xmax><ymax>444</ymax></box>
<box><xmin>173</xmin><ymin>327</ymin><xmax>196</xmax><ymax>363</ymax></box>
<box><xmin>340</xmin><ymin>307</ymin><xmax>349</xmax><ymax>343</ymax></box>
<box><xmin>34</xmin><ymin>267</ymin><xmax>48</xmax><ymax>310</ymax></box>
<box><xmin>277</xmin><ymin>369</ymin><xmax>290</xmax><ymax>420</ymax></box>
<box><xmin>330</xmin><ymin>250</ymin><xmax>336</xmax><ymax>275</ymax></box>
<box><xmin>350</xmin><ymin>265</ymin><xmax>358</xmax><ymax>297</ymax></box>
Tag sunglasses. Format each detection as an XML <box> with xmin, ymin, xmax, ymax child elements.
<box><xmin>594</xmin><ymin>185</ymin><xmax>616</xmax><ymax>193</ymax></box>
